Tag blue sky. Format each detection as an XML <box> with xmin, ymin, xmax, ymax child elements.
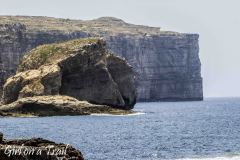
<box><xmin>1</xmin><ymin>0</ymin><xmax>239</xmax><ymax>97</ymax></box>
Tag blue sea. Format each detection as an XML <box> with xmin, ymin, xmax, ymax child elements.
<box><xmin>1</xmin><ymin>98</ymin><xmax>240</xmax><ymax>160</ymax></box>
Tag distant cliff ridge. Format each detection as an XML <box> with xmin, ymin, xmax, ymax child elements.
<box><xmin>0</xmin><ymin>16</ymin><xmax>203</xmax><ymax>101</ymax></box>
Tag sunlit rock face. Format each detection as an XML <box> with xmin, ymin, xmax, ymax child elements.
<box><xmin>0</xmin><ymin>16</ymin><xmax>203</xmax><ymax>101</ymax></box>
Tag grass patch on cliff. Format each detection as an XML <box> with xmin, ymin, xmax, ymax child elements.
<box><xmin>18</xmin><ymin>37</ymin><xmax>101</xmax><ymax>71</ymax></box>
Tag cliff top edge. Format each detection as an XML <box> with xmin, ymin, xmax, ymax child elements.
<box><xmin>0</xmin><ymin>15</ymin><xmax>198</xmax><ymax>37</ymax></box>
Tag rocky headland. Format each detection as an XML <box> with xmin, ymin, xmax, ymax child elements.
<box><xmin>0</xmin><ymin>132</ymin><xmax>84</xmax><ymax>160</ymax></box>
<box><xmin>0</xmin><ymin>16</ymin><xmax>203</xmax><ymax>102</ymax></box>
<box><xmin>0</xmin><ymin>38</ymin><xmax>136</xmax><ymax>116</ymax></box>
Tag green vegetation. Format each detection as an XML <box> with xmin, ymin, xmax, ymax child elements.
<box><xmin>0</xmin><ymin>16</ymin><xmax>181</xmax><ymax>36</ymax></box>
<box><xmin>0</xmin><ymin>16</ymin><xmax>84</xmax><ymax>32</ymax></box>
<box><xmin>18</xmin><ymin>37</ymin><xmax>101</xmax><ymax>72</ymax></box>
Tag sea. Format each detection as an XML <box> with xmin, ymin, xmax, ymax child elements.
<box><xmin>1</xmin><ymin>98</ymin><xmax>240</xmax><ymax>160</ymax></box>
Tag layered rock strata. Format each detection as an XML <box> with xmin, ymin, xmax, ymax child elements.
<box><xmin>0</xmin><ymin>16</ymin><xmax>203</xmax><ymax>101</ymax></box>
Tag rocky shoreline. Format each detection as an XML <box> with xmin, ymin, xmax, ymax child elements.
<box><xmin>0</xmin><ymin>132</ymin><xmax>84</xmax><ymax>160</ymax></box>
<box><xmin>0</xmin><ymin>95</ymin><xmax>134</xmax><ymax>117</ymax></box>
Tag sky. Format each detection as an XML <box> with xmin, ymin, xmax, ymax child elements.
<box><xmin>0</xmin><ymin>0</ymin><xmax>239</xmax><ymax>97</ymax></box>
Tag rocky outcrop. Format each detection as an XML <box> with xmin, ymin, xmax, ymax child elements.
<box><xmin>0</xmin><ymin>95</ymin><xmax>133</xmax><ymax>117</ymax></box>
<box><xmin>0</xmin><ymin>132</ymin><xmax>84</xmax><ymax>160</ymax></box>
<box><xmin>0</xmin><ymin>16</ymin><xmax>203</xmax><ymax>101</ymax></box>
<box><xmin>1</xmin><ymin>38</ymin><xmax>136</xmax><ymax>110</ymax></box>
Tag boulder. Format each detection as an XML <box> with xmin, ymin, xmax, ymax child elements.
<box><xmin>0</xmin><ymin>132</ymin><xmax>84</xmax><ymax>160</ymax></box>
<box><xmin>1</xmin><ymin>38</ymin><xmax>136</xmax><ymax>110</ymax></box>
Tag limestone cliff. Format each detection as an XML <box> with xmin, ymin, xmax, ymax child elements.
<box><xmin>0</xmin><ymin>16</ymin><xmax>203</xmax><ymax>101</ymax></box>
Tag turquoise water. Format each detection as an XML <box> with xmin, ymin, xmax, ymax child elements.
<box><xmin>1</xmin><ymin>98</ymin><xmax>240</xmax><ymax>160</ymax></box>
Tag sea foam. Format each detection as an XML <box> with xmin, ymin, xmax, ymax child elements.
<box><xmin>90</xmin><ymin>112</ymin><xmax>145</xmax><ymax>116</ymax></box>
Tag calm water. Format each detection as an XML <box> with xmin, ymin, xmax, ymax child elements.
<box><xmin>1</xmin><ymin>98</ymin><xmax>240</xmax><ymax>160</ymax></box>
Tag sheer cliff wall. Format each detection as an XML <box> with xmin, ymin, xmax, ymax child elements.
<box><xmin>0</xmin><ymin>16</ymin><xmax>203</xmax><ymax>101</ymax></box>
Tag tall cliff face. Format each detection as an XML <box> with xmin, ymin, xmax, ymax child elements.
<box><xmin>0</xmin><ymin>16</ymin><xmax>203</xmax><ymax>101</ymax></box>
<box><xmin>105</xmin><ymin>34</ymin><xmax>202</xmax><ymax>101</ymax></box>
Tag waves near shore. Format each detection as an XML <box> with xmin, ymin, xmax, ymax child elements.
<box><xmin>90</xmin><ymin>112</ymin><xmax>145</xmax><ymax>116</ymax></box>
<box><xmin>178</xmin><ymin>154</ymin><xmax>240</xmax><ymax>160</ymax></box>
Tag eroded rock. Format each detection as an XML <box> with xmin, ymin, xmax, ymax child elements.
<box><xmin>0</xmin><ymin>95</ymin><xmax>133</xmax><ymax>117</ymax></box>
<box><xmin>2</xmin><ymin>64</ymin><xmax>61</xmax><ymax>104</ymax></box>
<box><xmin>1</xmin><ymin>38</ymin><xmax>136</xmax><ymax>110</ymax></box>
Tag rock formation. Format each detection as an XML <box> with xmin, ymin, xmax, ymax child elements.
<box><xmin>1</xmin><ymin>38</ymin><xmax>136</xmax><ymax>114</ymax></box>
<box><xmin>0</xmin><ymin>132</ymin><xmax>84</xmax><ymax>160</ymax></box>
<box><xmin>0</xmin><ymin>16</ymin><xmax>203</xmax><ymax>101</ymax></box>
<box><xmin>0</xmin><ymin>95</ymin><xmax>133</xmax><ymax>117</ymax></box>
